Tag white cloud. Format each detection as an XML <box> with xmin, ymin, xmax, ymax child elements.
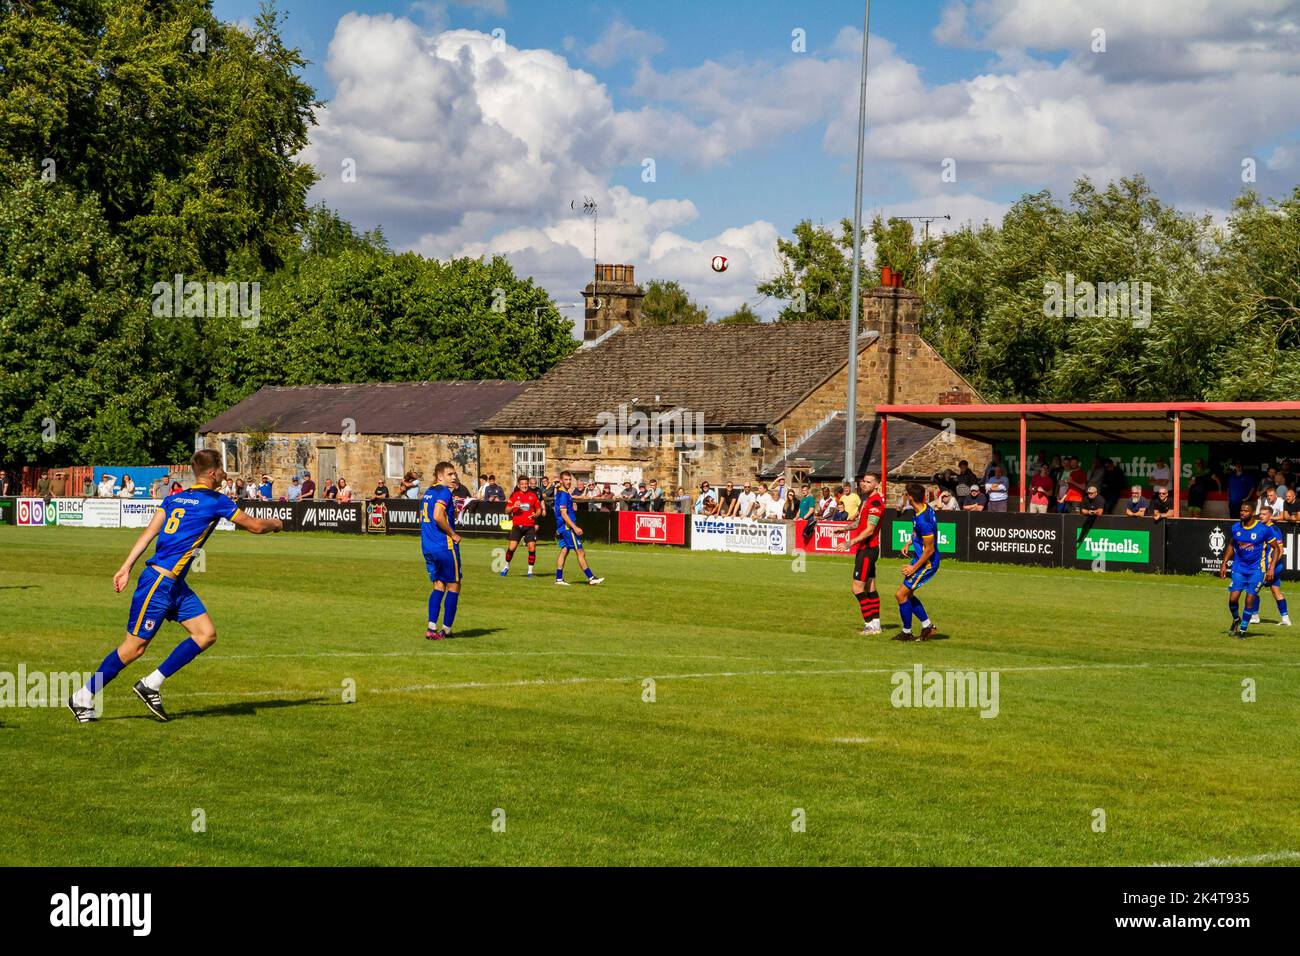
<box><xmin>583</xmin><ymin>17</ymin><xmax>665</xmax><ymax>67</ymax></box>
<box><xmin>301</xmin><ymin>5</ymin><xmax>1300</xmax><ymax>337</ymax></box>
<box><xmin>936</xmin><ymin>0</ymin><xmax>1300</xmax><ymax>78</ymax></box>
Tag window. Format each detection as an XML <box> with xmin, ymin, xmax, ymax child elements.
<box><xmin>221</xmin><ymin>439</ymin><xmax>240</xmax><ymax>473</ymax></box>
<box><xmin>385</xmin><ymin>442</ymin><xmax>406</xmax><ymax>479</ymax></box>
<box><xmin>514</xmin><ymin>445</ymin><xmax>546</xmax><ymax>480</ymax></box>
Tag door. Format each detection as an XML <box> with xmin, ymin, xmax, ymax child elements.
<box><xmin>318</xmin><ymin>447</ymin><xmax>338</xmax><ymax>484</ymax></box>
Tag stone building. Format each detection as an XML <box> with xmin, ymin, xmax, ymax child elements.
<box><xmin>583</xmin><ymin>263</ymin><xmax>644</xmax><ymax>342</ymax></box>
<box><xmin>197</xmin><ymin>380</ymin><xmax>530</xmax><ymax>497</ymax></box>
<box><xmin>477</xmin><ymin>268</ymin><xmax>990</xmax><ymax>490</ymax></box>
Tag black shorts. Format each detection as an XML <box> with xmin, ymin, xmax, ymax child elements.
<box><xmin>853</xmin><ymin>544</ymin><xmax>879</xmax><ymax>583</ymax></box>
<box><xmin>509</xmin><ymin>524</ymin><xmax>537</xmax><ymax>544</ymax></box>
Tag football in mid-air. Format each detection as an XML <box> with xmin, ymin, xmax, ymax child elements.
<box><xmin>711</xmin><ymin>255</ymin><xmax>728</xmax><ymax>272</ymax></box>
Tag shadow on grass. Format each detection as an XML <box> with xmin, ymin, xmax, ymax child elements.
<box><xmin>442</xmin><ymin>627</ymin><xmax>503</xmax><ymax>640</ymax></box>
<box><xmin>106</xmin><ymin>696</ymin><xmax>332</xmax><ymax>721</ymax></box>
<box><xmin>0</xmin><ymin>585</ymin><xmax>39</xmax><ymax>591</ymax></box>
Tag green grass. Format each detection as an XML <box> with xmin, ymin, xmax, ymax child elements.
<box><xmin>1</xmin><ymin>525</ymin><xmax>1297</xmax><ymax>866</ymax></box>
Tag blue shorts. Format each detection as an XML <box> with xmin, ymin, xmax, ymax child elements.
<box><xmin>1266</xmin><ymin>561</ymin><xmax>1286</xmax><ymax>588</ymax></box>
<box><xmin>903</xmin><ymin>562</ymin><xmax>940</xmax><ymax>592</ymax></box>
<box><xmin>1230</xmin><ymin>566</ymin><xmax>1265</xmax><ymax>595</ymax></box>
<box><xmin>127</xmin><ymin>565</ymin><xmax>206</xmax><ymax>639</ymax></box>
<box><xmin>424</xmin><ymin>546</ymin><xmax>462</xmax><ymax>585</ymax></box>
<box><xmin>557</xmin><ymin>527</ymin><xmax>583</xmax><ymax>551</ymax></box>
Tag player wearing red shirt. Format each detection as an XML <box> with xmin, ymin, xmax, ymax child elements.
<box><xmin>500</xmin><ymin>476</ymin><xmax>544</xmax><ymax>578</ymax></box>
<box><xmin>839</xmin><ymin>473</ymin><xmax>886</xmax><ymax>634</ymax></box>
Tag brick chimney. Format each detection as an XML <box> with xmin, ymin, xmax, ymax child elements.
<box><xmin>583</xmin><ymin>264</ymin><xmax>645</xmax><ymax>341</ymax></box>
<box><xmin>861</xmin><ymin>281</ymin><xmax>923</xmax><ymax>406</ymax></box>
<box><xmin>861</xmin><ymin>283</ymin><xmax>923</xmax><ymax>341</ymax></box>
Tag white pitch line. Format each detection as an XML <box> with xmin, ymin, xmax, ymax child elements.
<box><xmin>1149</xmin><ymin>850</ymin><xmax>1300</xmax><ymax>867</ymax></box>
<box><xmin>370</xmin><ymin>666</ymin><xmax>877</xmax><ymax>695</ymax></box>
<box><xmin>218</xmin><ymin>649</ymin><xmax>781</xmax><ymax>663</ymax></box>
<box><xmin>164</xmin><ymin>658</ymin><xmax>1300</xmax><ymax>701</ymax></box>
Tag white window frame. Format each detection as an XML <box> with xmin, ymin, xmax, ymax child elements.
<box><xmin>385</xmin><ymin>442</ymin><xmax>406</xmax><ymax>480</ymax></box>
<box><xmin>514</xmin><ymin>445</ymin><xmax>546</xmax><ymax>481</ymax></box>
<box><xmin>221</xmin><ymin>439</ymin><xmax>239</xmax><ymax>473</ymax></box>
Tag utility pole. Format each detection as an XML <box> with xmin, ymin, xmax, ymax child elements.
<box><xmin>845</xmin><ymin>0</ymin><xmax>871</xmax><ymax>484</ymax></box>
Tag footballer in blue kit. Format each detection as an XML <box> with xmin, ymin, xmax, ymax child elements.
<box><xmin>67</xmin><ymin>450</ymin><xmax>284</xmax><ymax>724</ymax></box>
<box><xmin>895</xmin><ymin>482</ymin><xmax>940</xmax><ymax>641</ymax></box>
<box><xmin>421</xmin><ymin>461</ymin><xmax>463</xmax><ymax>639</ymax></box>
<box><xmin>1219</xmin><ymin>501</ymin><xmax>1276</xmax><ymax>637</ymax></box>
<box><xmin>1250</xmin><ymin>505</ymin><xmax>1291</xmax><ymax>627</ymax></box>
<box><xmin>553</xmin><ymin>470</ymin><xmax>603</xmax><ymax>586</ymax></box>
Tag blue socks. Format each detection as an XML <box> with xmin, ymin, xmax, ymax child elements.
<box><xmin>428</xmin><ymin>588</ymin><xmax>460</xmax><ymax>629</ymax></box>
<box><xmin>158</xmin><ymin>637</ymin><xmax>204</xmax><ymax>678</ymax></box>
<box><xmin>910</xmin><ymin>597</ymin><xmax>928</xmax><ymax>624</ymax></box>
<box><xmin>1229</xmin><ymin>599</ymin><xmax>1239</xmax><ymax>622</ymax></box>
<box><xmin>1278</xmin><ymin>597</ymin><xmax>1289</xmax><ymax>616</ymax></box>
<box><xmin>898</xmin><ymin>599</ymin><xmax>914</xmax><ymax>632</ymax></box>
<box><xmin>87</xmin><ymin>648</ymin><xmax>127</xmax><ymax>695</ymax></box>
<box><xmin>555</xmin><ymin>569</ymin><xmax>563</xmax><ymax>581</ymax></box>
<box><xmin>583</xmin><ymin>567</ymin><xmax>594</xmax><ymax>580</ymax></box>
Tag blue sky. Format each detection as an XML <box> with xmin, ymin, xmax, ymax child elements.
<box><xmin>213</xmin><ymin>0</ymin><xmax>1300</xmax><ymax>318</ymax></box>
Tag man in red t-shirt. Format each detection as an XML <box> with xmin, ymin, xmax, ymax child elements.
<box><xmin>1063</xmin><ymin>456</ymin><xmax>1087</xmax><ymax>513</ymax></box>
<box><xmin>839</xmin><ymin>473</ymin><xmax>887</xmax><ymax>634</ymax></box>
<box><xmin>500</xmin><ymin>476</ymin><xmax>544</xmax><ymax>577</ymax></box>
<box><xmin>1028</xmin><ymin>464</ymin><xmax>1055</xmax><ymax>514</ymax></box>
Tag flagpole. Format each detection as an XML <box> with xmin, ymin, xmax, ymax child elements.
<box><xmin>845</xmin><ymin>0</ymin><xmax>871</xmax><ymax>484</ymax></box>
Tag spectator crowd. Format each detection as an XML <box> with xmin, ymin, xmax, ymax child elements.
<box><xmin>8</xmin><ymin>454</ymin><xmax>1300</xmax><ymax>524</ymax></box>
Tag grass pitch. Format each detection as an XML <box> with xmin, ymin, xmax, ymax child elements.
<box><xmin>1</xmin><ymin>525</ymin><xmax>1297</xmax><ymax>866</ymax></box>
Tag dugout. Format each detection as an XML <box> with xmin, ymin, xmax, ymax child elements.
<box><xmin>873</xmin><ymin>402</ymin><xmax>1300</xmax><ymax>517</ymax></box>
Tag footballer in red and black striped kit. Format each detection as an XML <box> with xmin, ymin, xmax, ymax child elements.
<box><xmin>840</xmin><ymin>474</ymin><xmax>886</xmax><ymax>634</ymax></box>
<box><xmin>500</xmin><ymin>476</ymin><xmax>543</xmax><ymax>578</ymax></box>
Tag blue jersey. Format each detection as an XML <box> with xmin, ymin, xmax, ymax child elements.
<box><xmin>554</xmin><ymin>489</ymin><xmax>575</xmax><ymax>533</ymax></box>
<box><xmin>910</xmin><ymin>503</ymin><xmax>941</xmax><ymax>569</ymax></box>
<box><xmin>1231</xmin><ymin>520</ymin><xmax>1269</xmax><ymax>574</ymax></box>
<box><xmin>151</xmin><ymin>486</ymin><xmax>239</xmax><ymax>580</ymax></box>
<box><xmin>1266</xmin><ymin>523</ymin><xmax>1286</xmax><ymax>571</ymax></box>
<box><xmin>420</xmin><ymin>485</ymin><xmax>457</xmax><ymax>553</ymax></box>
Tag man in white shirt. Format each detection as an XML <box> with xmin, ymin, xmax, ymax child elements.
<box><xmin>1149</xmin><ymin>458</ymin><xmax>1173</xmax><ymax>492</ymax></box>
<box><xmin>736</xmin><ymin>483</ymin><xmax>758</xmax><ymax>519</ymax></box>
<box><xmin>1258</xmin><ymin>486</ymin><xmax>1284</xmax><ymax>517</ymax></box>
<box><xmin>986</xmin><ymin>467</ymin><xmax>1010</xmax><ymax>512</ymax></box>
<box><xmin>96</xmin><ymin>475</ymin><xmax>116</xmax><ymax>497</ymax></box>
<box><xmin>757</xmin><ymin>484</ymin><xmax>782</xmax><ymax>520</ymax></box>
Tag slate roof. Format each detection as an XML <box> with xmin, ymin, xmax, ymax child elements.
<box><xmin>481</xmin><ymin>322</ymin><xmax>880</xmax><ymax>431</ymax></box>
<box><xmin>199</xmin><ymin>381</ymin><xmax>533</xmax><ymax>436</ymax></box>
<box><xmin>762</xmin><ymin>413</ymin><xmax>943</xmax><ymax>479</ymax></box>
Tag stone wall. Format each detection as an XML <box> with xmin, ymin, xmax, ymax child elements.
<box><xmin>200</xmin><ymin>431</ymin><xmax>481</xmax><ymax>497</ymax></box>
<box><xmin>477</xmin><ymin>429</ymin><xmax>779</xmax><ymax>493</ymax></box>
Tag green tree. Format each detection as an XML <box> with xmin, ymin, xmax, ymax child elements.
<box><xmin>0</xmin><ymin>163</ymin><xmax>161</xmax><ymax>465</ymax></box>
<box><xmin>0</xmin><ymin>0</ymin><xmax>319</xmax><ymax>280</ymax></box>
<box><xmin>720</xmin><ymin>303</ymin><xmax>762</xmax><ymax>324</ymax></box>
<box><xmin>206</xmin><ymin>249</ymin><xmax>575</xmax><ymax>418</ymax></box>
<box><xmin>757</xmin><ymin>219</ymin><xmax>865</xmax><ymax>322</ymax></box>
<box><xmin>641</xmin><ymin>279</ymin><xmax>708</xmax><ymax>325</ymax></box>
